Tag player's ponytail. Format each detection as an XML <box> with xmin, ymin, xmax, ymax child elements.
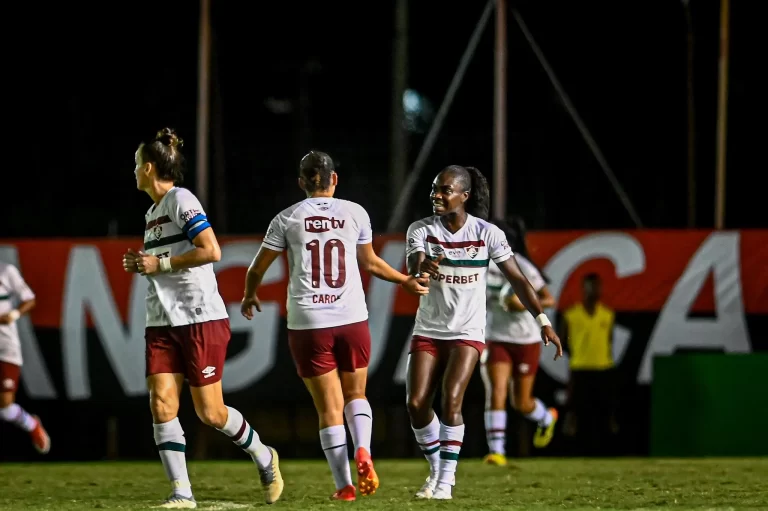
<box><xmin>464</xmin><ymin>166</ymin><xmax>490</xmax><ymax>220</ymax></box>
<box><xmin>139</xmin><ymin>127</ymin><xmax>186</xmax><ymax>185</ymax></box>
<box><xmin>299</xmin><ymin>150</ymin><xmax>335</xmax><ymax>193</ymax></box>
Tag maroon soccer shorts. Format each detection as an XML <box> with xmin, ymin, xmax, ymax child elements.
<box><xmin>485</xmin><ymin>341</ymin><xmax>541</xmax><ymax>377</ymax></box>
<box><xmin>145</xmin><ymin>318</ymin><xmax>231</xmax><ymax>386</ymax></box>
<box><xmin>409</xmin><ymin>335</ymin><xmax>486</xmax><ymax>360</ymax></box>
<box><xmin>287</xmin><ymin>320</ymin><xmax>371</xmax><ymax>378</ymax></box>
<box><xmin>0</xmin><ymin>361</ymin><xmax>21</xmax><ymax>393</ymax></box>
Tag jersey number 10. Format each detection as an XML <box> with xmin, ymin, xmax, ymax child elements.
<box><xmin>305</xmin><ymin>239</ymin><xmax>347</xmax><ymax>289</ymax></box>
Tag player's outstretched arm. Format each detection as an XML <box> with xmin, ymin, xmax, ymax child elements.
<box><xmin>498</xmin><ymin>257</ymin><xmax>563</xmax><ymax>359</ymax></box>
<box><xmin>241</xmin><ymin>246</ymin><xmax>282</xmax><ymax>319</ymax></box>
<box><xmin>358</xmin><ymin>243</ymin><xmax>428</xmax><ymax>295</ymax></box>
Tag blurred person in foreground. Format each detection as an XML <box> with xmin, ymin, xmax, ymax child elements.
<box><xmin>480</xmin><ymin>216</ymin><xmax>558</xmax><ymax>467</ymax></box>
<box><xmin>0</xmin><ymin>262</ymin><xmax>49</xmax><ymax>454</ymax></box>
<box><xmin>124</xmin><ymin>128</ymin><xmax>283</xmax><ymax>508</ymax></box>
<box><xmin>560</xmin><ymin>273</ymin><xmax>619</xmax><ymax>447</ymax></box>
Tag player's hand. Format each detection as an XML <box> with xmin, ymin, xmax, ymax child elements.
<box><xmin>402</xmin><ymin>275</ymin><xmax>430</xmax><ymax>296</ymax></box>
<box><xmin>0</xmin><ymin>314</ymin><xmax>14</xmax><ymax>325</ymax></box>
<box><xmin>541</xmin><ymin>325</ymin><xmax>563</xmax><ymax>360</ymax></box>
<box><xmin>419</xmin><ymin>254</ymin><xmax>443</xmax><ymax>278</ymax></box>
<box><xmin>136</xmin><ymin>251</ymin><xmax>160</xmax><ymax>276</ymax></box>
<box><xmin>122</xmin><ymin>248</ymin><xmax>140</xmax><ymax>273</ymax></box>
<box><xmin>240</xmin><ymin>296</ymin><xmax>262</xmax><ymax>320</ymax></box>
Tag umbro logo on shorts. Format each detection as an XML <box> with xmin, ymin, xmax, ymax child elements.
<box><xmin>202</xmin><ymin>366</ymin><xmax>216</xmax><ymax>379</ymax></box>
<box><xmin>2</xmin><ymin>378</ymin><xmax>14</xmax><ymax>390</ymax></box>
<box><xmin>518</xmin><ymin>363</ymin><xmax>530</xmax><ymax>374</ymax></box>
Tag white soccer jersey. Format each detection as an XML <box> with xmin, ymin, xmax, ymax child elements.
<box><xmin>142</xmin><ymin>187</ymin><xmax>228</xmax><ymax>327</ymax></box>
<box><xmin>0</xmin><ymin>263</ymin><xmax>36</xmax><ymax>366</ymax></box>
<box><xmin>406</xmin><ymin>215</ymin><xmax>513</xmax><ymax>342</ymax></box>
<box><xmin>486</xmin><ymin>256</ymin><xmax>547</xmax><ymax>344</ymax></box>
<box><xmin>263</xmin><ymin>197</ymin><xmax>372</xmax><ymax>330</ymax></box>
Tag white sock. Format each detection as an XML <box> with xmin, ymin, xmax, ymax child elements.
<box><xmin>153</xmin><ymin>418</ymin><xmax>192</xmax><ymax>498</ymax></box>
<box><xmin>319</xmin><ymin>425</ymin><xmax>353</xmax><ymax>490</ymax></box>
<box><xmin>525</xmin><ymin>398</ymin><xmax>553</xmax><ymax>427</ymax></box>
<box><xmin>344</xmin><ymin>399</ymin><xmax>372</xmax><ymax>454</ymax></box>
<box><xmin>0</xmin><ymin>403</ymin><xmax>37</xmax><ymax>432</ymax></box>
<box><xmin>484</xmin><ymin>410</ymin><xmax>506</xmax><ymax>455</ymax></box>
<box><xmin>218</xmin><ymin>406</ymin><xmax>272</xmax><ymax>470</ymax></box>
<box><xmin>411</xmin><ymin>413</ymin><xmax>440</xmax><ymax>476</ymax></box>
<box><xmin>437</xmin><ymin>423</ymin><xmax>465</xmax><ymax>492</ymax></box>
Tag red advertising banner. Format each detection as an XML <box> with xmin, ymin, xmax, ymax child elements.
<box><xmin>3</xmin><ymin>230</ymin><xmax>766</xmax><ymax>329</ymax></box>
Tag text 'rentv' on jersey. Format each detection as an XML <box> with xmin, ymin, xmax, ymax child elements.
<box><xmin>143</xmin><ymin>187</ymin><xmax>228</xmax><ymax>327</ymax></box>
<box><xmin>406</xmin><ymin>215</ymin><xmax>513</xmax><ymax>342</ymax></box>
<box><xmin>486</xmin><ymin>256</ymin><xmax>547</xmax><ymax>344</ymax></box>
<box><xmin>263</xmin><ymin>198</ymin><xmax>372</xmax><ymax>330</ymax></box>
<box><xmin>0</xmin><ymin>262</ymin><xmax>35</xmax><ymax>366</ymax></box>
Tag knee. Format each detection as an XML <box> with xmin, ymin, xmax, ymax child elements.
<box><xmin>195</xmin><ymin>403</ymin><xmax>228</xmax><ymax>429</ymax></box>
<box><xmin>406</xmin><ymin>392</ymin><xmax>431</xmax><ymax>419</ymax></box>
<box><xmin>149</xmin><ymin>390</ymin><xmax>179</xmax><ymax>423</ymax></box>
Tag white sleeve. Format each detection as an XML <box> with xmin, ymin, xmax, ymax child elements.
<box><xmin>487</xmin><ymin>225</ymin><xmax>513</xmax><ymax>264</ymax></box>
<box><xmin>356</xmin><ymin>206</ymin><xmax>373</xmax><ymax>245</ymax></box>
<box><xmin>263</xmin><ymin>214</ymin><xmax>286</xmax><ymax>252</ymax></box>
<box><xmin>173</xmin><ymin>191</ymin><xmax>211</xmax><ymax>241</ymax></box>
<box><xmin>405</xmin><ymin>222</ymin><xmax>427</xmax><ymax>257</ymax></box>
<box><xmin>518</xmin><ymin>256</ymin><xmax>547</xmax><ymax>292</ymax></box>
<box><xmin>7</xmin><ymin>265</ymin><xmax>35</xmax><ymax>302</ymax></box>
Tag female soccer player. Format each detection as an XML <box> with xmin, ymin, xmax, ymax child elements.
<box><xmin>123</xmin><ymin>128</ymin><xmax>283</xmax><ymax>509</ymax></box>
<box><xmin>405</xmin><ymin>166</ymin><xmax>562</xmax><ymax>500</ymax></box>
<box><xmin>241</xmin><ymin>151</ymin><xmax>429</xmax><ymax>501</ymax></box>
<box><xmin>481</xmin><ymin>216</ymin><xmax>558</xmax><ymax>467</ymax></box>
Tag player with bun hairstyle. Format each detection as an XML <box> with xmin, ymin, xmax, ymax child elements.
<box><xmin>404</xmin><ymin>166</ymin><xmax>562</xmax><ymax>500</ymax></box>
<box><xmin>241</xmin><ymin>151</ymin><xmax>429</xmax><ymax>501</ymax></box>
<box><xmin>124</xmin><ymin>128</ymin><xmax>283</xmax><ymax>508</ymax></box>
<box><xmin>481</xmin><ymin>215</ymin><xmax>558</xmax><ymax>468</ymax></box>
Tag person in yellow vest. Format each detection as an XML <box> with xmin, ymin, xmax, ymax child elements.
<box><xmin>560</xmin><ymin>273</ymin><xmax>619</xmax><ymax>443</ymax></box>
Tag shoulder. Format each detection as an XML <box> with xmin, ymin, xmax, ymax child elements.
<box><xmin>564</xmin><ymin>304</ymin><xmax>580</xmax><ymax>318</ymax></box>
<box><xmin>407</xmin><ymin>216</ymin><xmax>435</xmax><ymax>233</ymax></box>
<box><xmin>473</xmin><ymin>216</ymin><xmax>503</xmax><ymax>237</ymax></box>
<box><xmin>598</xmin><ymin>303</ymin><xmax>615</xmax><ymax>319</ymax></box>
<box><xmin>0</xmin><ymin>262</ymin><xmax>11</xmax><ymax>276</ymax></box>
<box><xmin>338</xmin><ymin>199</ymin><xmax>368</xmax><ymax>217</ymax></box>
<box><xmin>275</xmin><ymin>200</ymin><xmax>307</xmax><ymax>222</ymax></box>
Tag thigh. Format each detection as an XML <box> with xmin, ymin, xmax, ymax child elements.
<box><xmin>406</xmin><ymin>348</ymin><xmax>441</xmax><ymax>404</ymax></box>
<box><xmin>178</xmin><ymin>319</ymin><xmax>231</xmax><ymax>387</ymax></box>
<box><xmin>288</xmin><ymin>327</ymin><xmax>336</xmax><ymax>378</ymax></box>
<box><xmin>145</xmin><ymin>327</ymin><xmax>185</xmax><ymax>379</ymax></box>
<box><xmin>442</xmin><ymin>344</ymin><xmax>481</xmax><ymax>402</ymax></box>
<box><xmin>333</xmin><ymin>320</ymin><xmax>372</xmax><ymax>374</ymax></box>
<box><xmin>0</xmin><ymin>361</ymin><xmax>21</xmax><ymax>396</ymax></box>
<box><xmin>482</xmin><ymin>344</ymin><xmax>512</xmax><ymax>410</ymax></box>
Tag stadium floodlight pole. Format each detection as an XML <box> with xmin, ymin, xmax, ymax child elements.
<box><xmin>714</xmin><ymin>0</ymin><xmax>729</xmax><ymax>230</ymax></box>
<box><xmin>387</xmin><ymin>0</ymin><xmax>495</xmax><ymax>233</ymax></box>
<box><xmin>196</xmin><ymin>0</ymin><xmax>212</xmax><ymax>211</ymax></box>
<box><xmin>511</xmin><ymin>9</ymin><xmax>644</xmax><ymax>229</ymax></box>
<box><xmin>493</xmin><ymin>0</ymin><xmax>508</xmax><ymax>221</ymax></box>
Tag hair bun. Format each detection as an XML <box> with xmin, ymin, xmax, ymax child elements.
<box><xmin>155</xmin><ymin>127</ymin><xmax>183</xmax><ymax>149</ymax></box>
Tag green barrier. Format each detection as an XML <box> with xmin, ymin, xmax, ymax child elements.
<box><xmin>651</xmin><ymin>353</ymin><xmax>768</xmax><ymax>457</ymax></box>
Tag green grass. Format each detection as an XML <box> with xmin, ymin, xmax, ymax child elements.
<box><xmin>0</xmin><ymin>459</ymin><xmax>766</xmax><ymax>510</ymax></box>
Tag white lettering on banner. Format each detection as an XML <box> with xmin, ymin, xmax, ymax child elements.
<box><xmin>0</xmin><ymin>246</ymin><xmax>58</xmax><ymax>399</ymax></box>
<box><xmin>366</xmin><ymin>241</ymin><xmax>406</xmax><ymax>375</ymax></box>
<box><xmin>62</xmin><ymin>246</ymin><xmax>148</xmax><ymax>400</ymax></box>
<box><xmin>638</xmin><ymin>232</ymin><xmax>751</xmax><ymax>383</ymax></box>
<box><xmin>214</xmin><ymin>242</ymin><xmax>282</xmax><ymax>392</ymax></box>
<box><xmin>541</xmin><ymin>233</ymin><xmax>646</xmax><ymax>384</ymax></box>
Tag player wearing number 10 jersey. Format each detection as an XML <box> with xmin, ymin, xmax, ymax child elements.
<box><xmin>241</xmin><ymin>151</ymin><xmax>428</xmax><ymax>501</ymax></box>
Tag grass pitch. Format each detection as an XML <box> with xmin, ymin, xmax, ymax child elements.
<box><xmin>0</xmin><ymin>458</ymin><xmax>766</xmax><ymax>510</ymax></box>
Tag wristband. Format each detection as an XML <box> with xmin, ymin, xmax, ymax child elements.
<box><xmin>535</xmin><ymin>313</ymin><xmax>551</xmax><ymax>328</ymax></box>
<box><xmin>7</xmin><ymin>309</ymin><xmax>20</xmax><ymax>322</ymax></box>
<box><xmin>159</xmin><ymin>257</ymin><xmax>173</xmax><ymax>273</ymax></box>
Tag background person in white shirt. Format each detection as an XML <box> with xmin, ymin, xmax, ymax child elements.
<box><xmin>0</xmin><ymin>262</ymin><xmax>50</xmax><ymax>454</ymax></box>
<box><xmin>404</xmin><ymin>166</ymin><xmax>562</xmax><ymax>500</ymax></box>
<box><xmin>481</xmin><ymin>216</ymin><xmax>558</xmax><ymax>468</ymax></box>
<box><xmin>241</xmin><ymin>151</ymin><xmax>428</xmax><ymax>502</ymax></box>
<box><xmin>123</xmin><ymin>128</ymin><xmax>283</xmax><ymax>508</ymax></box>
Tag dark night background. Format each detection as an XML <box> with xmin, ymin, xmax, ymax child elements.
<box><xmin>6</xmin><ymin>0</ymin><xmax>763</xmax><ymax>238</ymax></box>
